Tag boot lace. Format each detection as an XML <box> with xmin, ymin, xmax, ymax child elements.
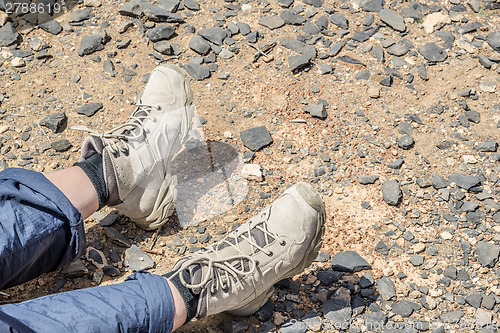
<box><xmin>171</xmin><ymin>210</ymin><xmax>280</xmax><ymax>293</ymax></box>
<box><xmin>72</xmin><ymin>104</ymin><xmax>159</xmax><ymax>155</ymax></box>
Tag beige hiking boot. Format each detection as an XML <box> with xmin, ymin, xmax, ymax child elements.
<box><xmin>77</xmin><ymin>64</ymin><xmax>194</xmax><ymax>230</ymax></box>
<box><xmin>169</xmin><ymin>182</ymin><xmax>326</xmax><ymax>317</ymax></box>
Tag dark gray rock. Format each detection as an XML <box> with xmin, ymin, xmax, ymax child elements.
<box><xmin>387</xmin><ymin>42</ymin><xmax>410</xmax><ymax>56</ymax></box>
<box><xmin>77</xmin><ymin>34</ymin><xmax>106</xmax><ymax>56</ymax></box>
<box><xmin>360</xmin><ymin>272</ymin><xmax>375</xmax><ymax>288</ymax></box>
<box><xmin>302</xmin><ymin>21</ymin><xmax>320</xmax><ymax>35</ymax></box>
<box><xmin>147</xmin><ymin>25</ymin><xmax>175</xmax><ymax>42</ymax></box>
<box><xmin>61</xmin><ymin>259</ymin><xmax>89</xmax><ymax>277</ymax></box>
<box><xmin>0</xmin><ymin>23</ymin><xmax>18</xmax><ymax>47</ymax></box>
<box><xmin>487</xmin><ymin>31</ymin><xmax>500</xmax><ymax>52</ymax></box>
<box><xmin>391</xmin><ymin>300</ymin><xmax>418</xmax><ymax>318</ymax></box>
<box><xmin>466</xmin><ymin>110</ymin><xmax>481</xmax><ymax>123</ymax></box>
<box><xmin>70</xmin><ymin>9</ymin><xmax>94</xmax><ymax>22</ymax></box>
<box><xmin>184</xmin><ymin>0</ymin><xmax>199</xmax><ymax>10</ymax></box>
<box><xmin>440</xmin><ymin>311</ymin><xmax>464</xmax><ymax>324</ymax></box>
<box><xmin>280</xmin><ymin>10</ymin><xmax>306</xmax><ymax>25</ymax></box>
<box><xmin>398</xmin><ymin>135</ymin><xmax>414</xmax><ymax>149</ymax></box>
<box><xmin>154</xmin><ymin>41</ymin><xmax>173</xmax><ymax>55</ymax></box>
<box><xmin>465</xmin><ymin>292</ymin><xmax>483</xmax><ymax>309</ymax></box>
<box><xmin>331</xmin><ymin>251</ymin><xmax>371</xmax><ymax>272</ymax></box>
<box><xmin>40</xmin><ymin>112</ymin><xmax>67</xmax><ymax>133</ymax></box>
<box><xmin>387</xmin><ymin>158</ymin><xmax>404</xmax><ymax>169</ymax></box>
<box><xmin>419</xmin><ymin>43</ymin><xmax>447</xmax><ymax>62</ymax></box>
<box><xmin>157</xmin><ymin>0</ymin><xmax>179</xmax><ymax>11</ymax></box>
<box><xmin>303</xmin><ymin>104</ymin><xmax>327</xmax><ymax>118</ymax></box>
<box><xmin>39</xmin><ymin>20</ymin><xmax>63</xmax><ymax>35</ymax></box>
<box><xmin>329</xmin><ymin>41</ymin><xmax>346</xmax><ymax>56</ymax></box>
<box><xmin>379</xmin><ymin>9</ymin><xmax>406</xmax><ymax>32</ymax></box>
<box><xmin>51</xmin><ymin>139</ymin><xmax>72</xmax><ymax>152</ymax></box>
<box><xmin>303</xmin><ymin>0</ymin><xmax>323</xmax><ymax>7</ymax></box>
<box><xmin>431</xmin><ymin>174</ymin><xmax>449</xmax><ymax>189</ymax></box>
<box><xmin>199</xmin><ymin>27</ymin><xmax>228</xmax><ymax>45</ymax></box>
<box><xmin>240</xmin><ymin>126</ymin><xmax>273</xmax><ymax>151</ymax></box>
<box><xmin>76</xmin><ymin>103</ymin><xmax>103</xmax><ymax>117</ymax></box>
<box><xmin>363</xmin><ymin>312</ymin><xmax>387</xmax><ymax>330</ymax></box>
<box><xmin>119</xmin><ymin>0</ymin><xmax>184</xmax><ymax>22</ymax></box>
<box><xmin>189</xmin><ymin>35</ymin><xmax>211</xmax><ymax>55</ymax></box>
<box><xmin>183</xmin><ymin>63</ymin><xmax>210</xmax><ymax>80</ymax></box>
<box><xmin>316</xmin><ymin>271</ymin><xmax>342</xmax><ymax>286</ymax></box>
<box><xmin>93</xmin><ymin>212</ymin><xmax>120</xmax><ymax>227</ymax></box>
<box><xmin>382</xmin><ymin>180</ymin><xmax>402</xmax><ymax>205</ymax></box>
<box><xmin>476</xmin><ymin>242</ymin><xmax>500</xmax><ymax>268</ymax></box>
<box><xmin>380</xmin><ymin>75</ymin><xmax>393</xmax><ymax>87</ymax></box>
<box><xmin>322</xmin><ymin>287</ymin><xmax>352</xmax><ymax>328</ymax></box>
<box><xmin>125</xmin><ymin>245</ymin><xmax>154</xmax><ymax>271</ymax></box>
<box><xmin>448</xmin><ymin>173</ymin><xmax>481</xmax><ymax>191</ymax></box>
<box><xmin>363</xmin><ymin>0</ymin><xmax>384</xmax><ymax>12</ymax></box>
<box><xmin>288</xmin><ymin>54</ymin><xmax>312</xmax><ymax>72</ymax></box>
<box><xmin>329</xmin><ymin>13</ymin><xmax>349</xmax><ymax>30</ymax></box>
<box><xmin>103</xmin><ymin>265</ymin><xmax>120</xmax><ymax>276</ymax></box>
<box><xmin>278</xmin><ymin>0</ymin><xmax>294</xmax><ymax>7</ymax></box>
<box><xmin>358</xmin><ymin>175</ymin><xmax>379</xmax><ymax>184</ymax></box>
<box><xmin>477</xmin><ymin>141</ymin><xmax>498</xmax><ymax>152</ymax></box>
<box><xmin>352</xmin><ymin>31</ymin><xmax>370</xmax><ymax>43</ymax></box>
<box><xmin>258</xmin><ymin>16</ymin><xmax>285</xmax><ymax>30</ymax></box>
<box><xmin>377</xmin><ymin>276</ymin><xmax>396</xmax><ymax>300</ymax></box>
<box><xmin>103</xmin><ymin>59</ymin><xmax>116</xmax><ymax>76</ymax></box>
<box><xmin>410</xmin><ymin>255</ymin><xmax>425</xmax><ymax>266</ymax></box>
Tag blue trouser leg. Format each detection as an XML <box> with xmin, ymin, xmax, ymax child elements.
<box><xmin>0</xmin><ymin>168</ymin><xmax>86</xmax><ymax>290</ymax></box>
<box><xmin>0</xmin><ymin>271</ymin><xmax>175</xmax><ymax>332</ymax></box>
<box><xmin>0</xmin><ymin>168</ymin><xmax>176</xmax><ymax>332</ymax></box>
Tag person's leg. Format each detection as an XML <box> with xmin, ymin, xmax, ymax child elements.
<box><xmin>0</xmin><ymin>168</ymin><xmax>86</xmax><ymax>290</ymax></box>
<box><xmin>44</xmin><ymin>166</ymin><xmax>99</xmax><ymax>220</ymax></box>
<box><xmin>0</xmin><ymin>182</ymin><xmax>325</xmax><ymax>332</ymax></box>
<box><xmin>0</xmin><ymin>272</ymin><xmax>188</xmax><ymax>332</ymax></box>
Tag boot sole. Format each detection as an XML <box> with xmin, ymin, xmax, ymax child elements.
<box><xmin>227</xmin><ymin>183</ymin><xmax>326</xmax><ymax>316</ymax></box>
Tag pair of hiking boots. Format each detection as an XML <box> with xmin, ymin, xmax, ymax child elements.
<box><xmin>78</xmin><ymin>65</ymin><xmax>326</xmax><ymax>319</ymax></box>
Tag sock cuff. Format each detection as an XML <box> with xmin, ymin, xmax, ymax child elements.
<box><xmin>163</xmin><ymin>271</ymin><xmax>199</xmax><ymax>322</ymax></box>
<box><xmin>74</xmin><ymin>153</ymin><xmax>108</xmax><ymax>210</ymax></box>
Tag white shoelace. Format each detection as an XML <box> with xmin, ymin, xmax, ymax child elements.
<box><xmin>72</xmin><ymin>104</ymin><xmax>159</xmax><ymax>155</ymax></box>
<box><xmin>171</xmin><ymin>212</ymin><xmax>280</xmax><ymax>293</ymax></box>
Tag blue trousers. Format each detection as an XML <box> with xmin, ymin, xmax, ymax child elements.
<box><xmin>0</xmin><ymin>168</ymin><xmax>175</xmax><ymax>332</ymax></box>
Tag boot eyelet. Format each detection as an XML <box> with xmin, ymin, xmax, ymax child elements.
<box><xmin>222</xmin><ymin>283</ymin><xmax>229</xmax><ymax>291</ymax></box>
<box><xmin>157</xmin><ymin>106</ymin><xmax>162</xmax><ymax>110</ymax></box>
<box><xmin>267</xmin><ymin>251</ymin><xmax>273</xmax><ymax>257</ymax></box>
<box><xmin>255</xmin><ymin>261</ymin><xmax>260</xmax><ymax>266</ymax></box>
<box><xmin>280</xmin><ymin>240</ymin><xmax>286</xmax><ymax>246</ymax></box>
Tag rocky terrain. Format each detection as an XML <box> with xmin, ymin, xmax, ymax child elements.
<box><xmin>0</xmin><ymin>0</ymin><xmax>500</xmax><ymax>331</ymax></box>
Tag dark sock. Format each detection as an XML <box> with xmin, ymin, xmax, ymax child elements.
<box><xmin>74</xmin><ymin>153</ymin><xmax>108</xmax><ymax>210</ymax></box>
<box><xmin>163</xmin><ymin>270</ymin><xmax>199</xmax><ymax>322</ymax></box>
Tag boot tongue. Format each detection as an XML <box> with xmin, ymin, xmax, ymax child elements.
<box><xmin>189</xmin><ymin>263</ymin><xmax>203</xmax><ymax>294</ymax></box>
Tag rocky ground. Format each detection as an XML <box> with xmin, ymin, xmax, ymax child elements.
<box><xmin>1</xmin><ymin>0</ymin><xmax>500</xmax><ymax>331</ymax></box>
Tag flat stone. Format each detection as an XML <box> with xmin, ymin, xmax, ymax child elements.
<box><xmin>363</xmin><ymin>0</ymin><xmax>384</xmax><ymax>12</ymax></box>
<box><xmin>93</xmin><ymin>212</ymin><xmax>120</xmax><ymax>226</ymax></box>
<box><xmin>303</xmin><ymin>104</ymin><xmax>327</xmax><ymax>118</ymax></box>
<box><xmin>377</xmin><ymin>276</ymin><xmax>396</xmax><ymax>301</ymax></box>
<box><xmin>76</xmin><ymin>103</ymin><xmax>103</xmax><ymax>117</ymax></box>
<box><xmin>382</xmin><ymin>180</ymin><xmax>402</xmax><ymax>205</ymax></box>
<box><xmin>70</xmin><ymin>8</ymin><xmax>95</xmax><ymax>22</ymax></box>
<box><xmin>329</xmin><ymin>13</ymin><xmax>349</xmax><ymax>30</ymax></box>
<box><xmin>410</xmin><ymin>254</ymin><xmax>425</xmax><ymax>266</ymax></box>
<box><xmin>387</xmin><ymin>42</ymin><xmax>410</xmax><ymax>56</ymax></box>
<box><xmin>358</xmin><ymin>175</ymin><xmax>379</xmax><ymax>184</ymax></box>
<box><xmin>40</xmin><ymin>112</ymin><xmax>67</xmax><ymax>133</ymax></box>
<box><xmin>431</xmin><ymin>174</ymin><xmax>449</xmax><ymax>189</ymax></box>
<box><xmin>419</xmin><ymin>43</ymin><xmax>447</xmax><ymax>62</ymax></box>
<box><xmin>51</xmin><ymin>139</ymin><xmax>72</xmax><ymax>152</ymax></box>
<box><xmin>199</xmin><ymin>27</ymin><xmax>228</xmax><ymax>45</ymax></box>
<box><xmin>322</xmin><ymin>287</ymin><xmax>352</xmax><ymax>328</ymax></box>
<box><xmin>119</xmin><ymin>0</ymin><xmax>184</xmax><ymax>22</ymax></box>
<box><xmin>157</xmin><ymin>0</ymin><xmax>180</xmax><ymax>11</ymax></box>
<box><xmin>303</xmin><ymin>0</ymin><xmax>324</xmax><ymax>7</ymax></box>
<box><xmin>487</xmin><ymin>31</ymin><xmax>500</xmax><ymax>52</ymax></box>
<box><xmin>466</xmin><ymin>292</ymin><xmax>483</xmax><ymax>309</ymax></box>
<box><xmin>0</xmin><ymin>23</ymin><xmax>18</xmax><ymax>47</ymax></box>
<box><xmin>147</xmin><ymin>25</ymin><xmax>175</xmax><ymax>42</ymax></box>
<box><xmin>331</xmin><ymin>251</ymin><xmax>372</xmax><ymax>272</ymax></box>
<box><xmin>189</xmin><ymin>35</ymin><xmax>211</xmax><ymax>55</ymax></box>
<box><xmin>105</xmin><ymin>227</ymin><xmax>131</xmax><ymax>247</ymax></box>
<box><xmin>184</xmin><ymin>0</ymin><xmax>199</xmax><ymax>10</ymax></box>
<box><xmin>240</xmin><ymin>126</ymin><xmax>273</xmax><ymax>151</ymax></box>
<box><xmin>280</xmin><ymin>10</ymin><xmax>306</xmax><ymax>25</ymax></box>
<box><xmin>288</xmin><ymin>54</ymin><xmax>312</xmax><ymax>72</ymax></box>
<box><xmin>440</xmin><ymin>310</ymin><xmax>464</xmax><ymax>324</ymax></box>
<box><xmin>154</xmin><ymin>41</ymin><xmax>173</xmax><ymax>55</ymax></box>
<box><xmin>316</xmin><ymin>271</ymin><xmax>342</xmax><ymax>286</ymax></box>
<box><xmin>477</xmin><ymin>141</ymin><xmax>498</xmax><ymax>152</ymax></box>
<box><xmin>448</xmin><ymin>173</ymin><xmax>481</xmax><ymax>191</ymax></box>
<box><xmin>476</xmin><ymin>242</ymin><xmax>500</xmax><ymax>268</ymax></box>
<box><xmin>258</xmin><ymin>16</ymin><xmax>285</xmax><ymax>30</ymax></box>
<box><xmin>379</xmin><ymin>9</ymin><xmax>406</xmax><ymax>32</ymax></box>
<box><xmin>103</xmin><ymin>59</ymin><xmax>116</xmax><ymax>76</ymax></box>
<box><xmin>398</xmin><ymin>135</ymin><xmax>414</xmax><ymax>149</ymax></box>
<box><xmin>391</xmin><ymin>300</ymin><xmax>418</xmax><ymax>318</ymax></box>
<box><xmin>39</xmin><ymin>20</ymin><xmax>63</xmax><ymax>35</ymax></box>
<box><xmin>183</xmin><ymin>63</ymin><xmax>210</xmax><ymax>80</ymax></box>
<box><xmin>125</xmin><ymin>245</ymin><xmax>155</xmax><ymax>271</ymax></box>
<box><xmin>242</xmin><ymin>164</ymin><xmax>263</xmax><ymax>181</ymax></box>
<box><xmin>363</xmin><ymin>312</ymin><xmax>387</xmax><ymax>331</ymax></box>
<box><xmin>77</xmin><ymin>34</ymin><xmax>105</xmax><ymax>56</ymax></box>
<box><xmin>476</xmin><ymin>309</ymin><xmax>492</xmax><ymax>327</ymax></box>
<box><xmin>61</xmin><ymin>259</ymin><xmax>88</xmax><ymax>278</ymax></box>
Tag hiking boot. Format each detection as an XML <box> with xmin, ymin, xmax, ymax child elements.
<box><xmin>77</xmin><ymin>64</ymin><xmax>194</xmax><ymax>230</ymax></box>
<box><xmin>169</xmin><ymin>182</ymin><xmax>326</xmax><ymax>317</ymax></box>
